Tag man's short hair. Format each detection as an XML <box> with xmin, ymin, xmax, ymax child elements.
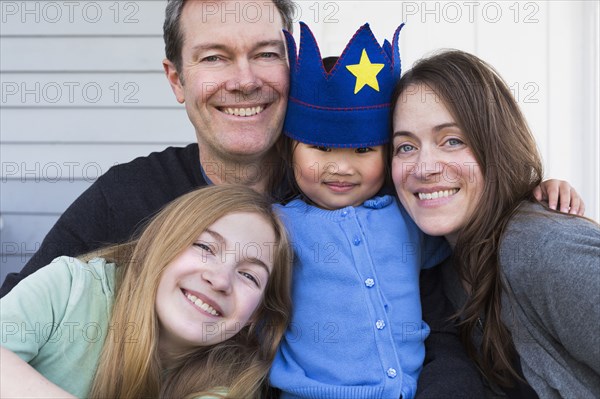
<box><xmin>164</xmin><ymin>0</ymin><xmax>295</xmax><ymax>74</ymax></box>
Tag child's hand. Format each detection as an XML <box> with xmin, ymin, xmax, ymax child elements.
<box><xmin>533</xmin><ymin>179</ymin><xmax>585</xmax><ymax>215</ymax></box>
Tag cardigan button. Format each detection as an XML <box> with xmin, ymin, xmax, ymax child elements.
<box><xmin>365</xmin><ymin>278</ymin><xmax>375</xmax><ymax>287</ymax></box>
<box><xmin>341</xmin><ymin>210</ymin><xmax>348</xmax><ymax>217</ymax></box>
<box><xmin>376</xmin><ymin>319</ymin><xmax>385</xmax><ymax>330</ymax></box>
<box><xmin>353</xmin><ymin>236</ymin><xmax>361</xmax><ymax>246</ymax></box>
<box><xmin>386</xmin><ymin>368</ymin><xmax>397</xmax><ymax>378</ymax></box>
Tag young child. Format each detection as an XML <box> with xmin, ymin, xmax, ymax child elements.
<box><xmin>269</xmin><ymin>22</ymin><xmax>450</xmax><ymax>399</ymax></box>
<box><xmin>1</xmin><ymin>185</ymin><xmax>292</xmax><ymax>399</ymax></box>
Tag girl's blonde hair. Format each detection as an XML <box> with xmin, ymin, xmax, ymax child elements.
<box><xmin>86</xmin><ymin>185</ymin><xmax>292</xmax><ymax>398</ymax></box>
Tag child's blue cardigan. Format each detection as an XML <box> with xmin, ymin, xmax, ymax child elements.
<box><xmin>270</xmin><ymin>195</ymin><xmax>449</xmax><ymax>399</ymax></box>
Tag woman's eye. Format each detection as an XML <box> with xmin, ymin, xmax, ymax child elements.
<box><xmin>395</xmin><ymin>144</ymin><xmax>416</xmax><ymax>154</ymax></box>
<box><xmin>239</xmin><ymin>271</ymin><xmax>259</xmax><ymax>287</ymax></box>
<box><xmin>355</xmin><ymin>147</ymin><xmax>373</xmax><ymax>154</ymax></box>
<box><xmin>447</xmin><ymin>138</ymin><xmax>464</xmax><ymax>146</ymax></box>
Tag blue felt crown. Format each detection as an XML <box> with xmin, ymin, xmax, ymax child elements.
<box><xmin>283</xmin><ymin>22</ymin><xmax>404</xmax><ymax>148</ymax></box>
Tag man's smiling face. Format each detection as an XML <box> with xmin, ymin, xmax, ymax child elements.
<box><xmin>165</xmin><ymin>0</ymin><xmax>290</xmax><ymax>165</ymax></box>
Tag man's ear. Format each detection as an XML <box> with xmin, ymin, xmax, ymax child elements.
<box><xmin>163</xmin><ymin>58</ymin><xmax>185</xmax><ymax>104</ymax></box>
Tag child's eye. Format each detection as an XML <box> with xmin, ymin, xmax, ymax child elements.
<box><xmin>239</xmin><ymin>271</ymin><xmax>259</xmax><ymax>287</ymax></box>
<box><xmin>315</xmin><ymin>146</ymin><xmax>332</xmax><ymax>152</ymax></box>
<box><xmin>355</xmin><ymin>147</ymin><xmax>373</xmax><ymax>154</ymax></box>
<box><xmin>193</xmin><ymin>242</ymin><xmax>214</xmax><ymax>255</ymax></box>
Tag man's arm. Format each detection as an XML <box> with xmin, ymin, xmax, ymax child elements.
<box><xmin>416</xmin><ymin>264</ymin><xmax>486</xmax><ymax>399</ymax></box>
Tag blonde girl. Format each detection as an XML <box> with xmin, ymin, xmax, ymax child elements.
<box><xmin>1</xmin><ymin>185</ymin><xmax>292</xmax><ymax>399</ymax></box>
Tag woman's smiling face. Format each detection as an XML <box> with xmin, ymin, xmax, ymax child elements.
<box><xmin>391</xmin><ymin>83</ymin><xmax>484</xmax><ymax>246</ymax></box>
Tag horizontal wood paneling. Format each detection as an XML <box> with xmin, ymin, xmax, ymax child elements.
<box><xmin>1</xmin><ymin>72</ymin><xmax>176</xmax><ymax>107</ymax></box>
<box><xmin>2</xmin><ymin>180</ymin><xmax>94</xmax><ymax>213</ymax></box>
<box><xmin>1</xmin><ymin>143</ymin><xmax>182</xmax><ymax>179</ymax></box>
<box><xmin>1</xmin><ymin>36</ymin><xmax>164</xmax><ymax>72</ymax></box>
<box><xmin>0</xmin><ymin>0</ymin><xmax>165</xmax><ymax>35</ymax></box>
<box><xmin>1</xmin><ymin>214</ymin><xmax>57</xmax><ymax>284</ymax></box>
<box><xmin>1</xmin><ymin>108</ymin><xmax>193</xmax><ymax>143</ymax></box>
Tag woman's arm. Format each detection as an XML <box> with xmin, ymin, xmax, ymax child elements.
<box><xmin>501</xmin><ymin>207</ymin><xmax>600</xmax><ymax>374</ymax></box>
<box><xmin>0</xmin><ymin>346</ymin><xmax>76</xmax><ymax>398</ymax></box>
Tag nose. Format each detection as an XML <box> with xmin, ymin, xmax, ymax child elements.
<box><xmin>224</xmin><ymin>59</ymin><xmax>263</xmax><ymax>95</ymax></box>
<box><xmin>326</xmin><ymin>154</ymin><xmax>356</xmax><ymax>176</ymax></box>
<box><xmin>202</xmin><ymin>267</ymin><xmax>233</xmax><ymax>295</ymax></box>
<box><xmin>414</xmin><ymin>147</ymin><xmax>443</xmax><ymax>181</ymax></box>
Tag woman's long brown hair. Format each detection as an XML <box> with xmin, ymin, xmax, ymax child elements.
<box><xmin>85</xmin><ymin>185</ymin><xmax>292</xmax><ymax>398</ymax></box>
<box><xmin>392</xmin><ymin>50</ymin><xmax>543</xmax><ymax>387</ymax></box>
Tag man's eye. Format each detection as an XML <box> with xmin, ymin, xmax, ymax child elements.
<box><xmin>355</xmin><ymin>147</ymin><xmax>373</xmax><ymax>154</ymax></box>
<box><xmin>259</xmin><ymin>52</ymin><xmax>278</xmax><ymax>59</ymax></box>
<box><xmin>201</xmin><ymin>55</ymin><xmax>221</xmax><ymax>63</ymax></box>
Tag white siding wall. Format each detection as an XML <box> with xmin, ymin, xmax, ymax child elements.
<box><xmin>1</xmin><ymin>0</ymin><xmax>598</xmax><ymax>284</ymax></box>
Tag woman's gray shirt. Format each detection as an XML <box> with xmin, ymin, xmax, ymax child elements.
<box><xmin>443</xmin><ymin>201</ymin><xmax>600</xmax><ymax>399</ymax></box>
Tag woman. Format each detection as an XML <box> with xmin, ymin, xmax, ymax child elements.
<box><xmin>391</xmin><ymin>50</ymin><xmax>599</xmax><ymax>398</ymax></box>
<box><xmin>1</xmin><ymin>185</ymin><xmax>292</xmax><ymax>398</ymax></box>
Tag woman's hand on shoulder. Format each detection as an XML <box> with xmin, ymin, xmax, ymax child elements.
<box><xmin>534</xmin><ymin>179</ymin><xmax>585</xmax><ymax>215</ymax></box>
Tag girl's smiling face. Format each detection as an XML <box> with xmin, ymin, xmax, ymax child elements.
<box><xmin>391</xmin><ymin>83</ymin><xmax>484</xmax><ymax>246</ymax></box>
<box><xmin>155</xmin><ymin>212</ymin><xmax>276</xmax><ymax>356</ymax></box>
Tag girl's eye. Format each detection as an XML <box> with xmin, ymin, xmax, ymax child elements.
<box><xmin>355</xmin><ymin>147</ymin><xmax>373</xmax><ymax>154</ymax></box>
<box><xmin>239</xmin><ymin>271</ymin><xmax>259</xmax><ymax>287</ymax></box>
<box><xmin>193</xmin><ymin>242</ymin><xmax>214</xmax><ymax>254</ymax></box>
<box><xmin>315</xmin><ymin>146</ymin><xmax>332</xmax><ymax>152</ymax></box>
<box><xmin>395</xmin><ymin>144</ymin><xmax>416</xmax><ymax>155</ymax></box>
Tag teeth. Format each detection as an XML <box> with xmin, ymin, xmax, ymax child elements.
<box><xmin>222</xmin><ymin>106</ymin><xmax>264</xmax><ymax>117</ymax></box>
<box><xmin>185</xmin><ymin>293</ymin><xmax>220</xmax><ymax>316</ymax></box>
<box><xmin>418</xmin><ymin>189</ymin><xmax>459</xmax><ymax>200</ymax></box>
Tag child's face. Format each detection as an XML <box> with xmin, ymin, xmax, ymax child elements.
<box><xmin>292</xmin><ymin>141</ymin><xmax>386</xmax><ymax>209</ymax></box>
<box><xmin>155</xmin><ymin>212</ymin><xmax>276</xmax><ymax>353</ymax></box>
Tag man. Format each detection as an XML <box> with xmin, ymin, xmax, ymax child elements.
<box><xmin>0</xmin><ymin>0</ymin><xmax>295</xmax><ymax>296</ymax></box>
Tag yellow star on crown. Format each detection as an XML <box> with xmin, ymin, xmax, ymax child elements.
<box><xmin>346</xmin><ymin>49</ymin><xmax>385</xmax><ymax>94</ymax></box>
